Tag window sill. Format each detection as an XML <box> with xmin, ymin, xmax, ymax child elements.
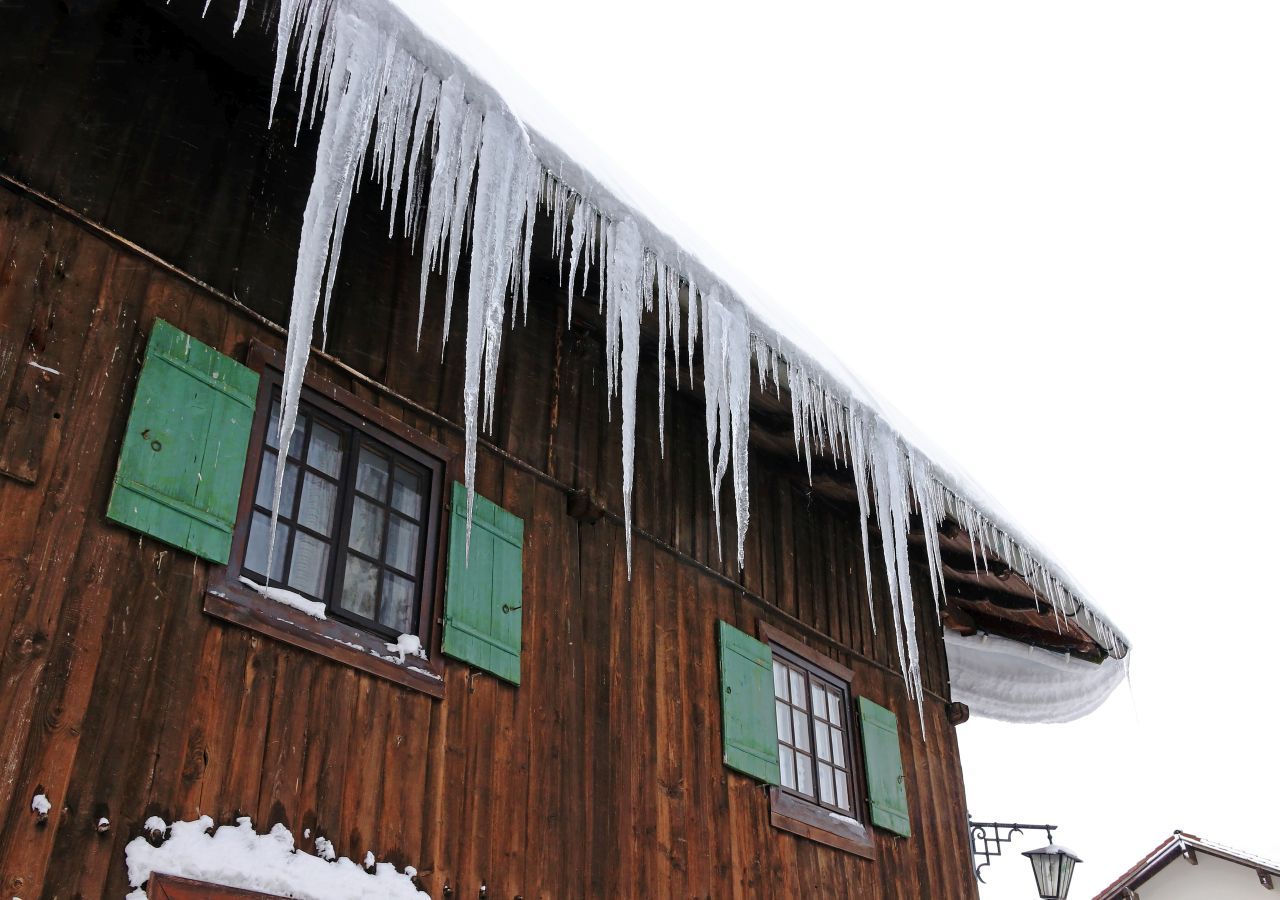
<box><xmin>204</xmin><ymin>579</ymin><xmax>446</xmax><ymax>699</ymax></box>
<box><xmin>769</xmin><ymin>787</ymin><xmax>876</xmax><ymax>859</ymax></box>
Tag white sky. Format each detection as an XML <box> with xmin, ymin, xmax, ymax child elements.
<box><xmin>415</xmin><ymin>1</ymin><xmax>1280</xmax><ymax>895</ymax></box>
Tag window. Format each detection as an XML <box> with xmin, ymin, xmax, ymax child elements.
<box><xmin>205</xmin><ymin>342</ymin><xmax>452</xmax><ymax>696</ymax></box>
<box><xmin>759</xmin><ymin>623</ymin><xmax>875</xmax><ymax>857</ymax></box>
<box><xmin>241</xmin><ymin>398</ymin><xmax>436</xmax><ymax>640</ymax></box>
<box><xmin>772</xmin><ymin>649</ymin><xmax>857</xmax><ymax>814</ymax></box>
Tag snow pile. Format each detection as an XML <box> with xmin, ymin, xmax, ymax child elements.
<box><xmin>225</xmin><ymin>0</ymin><xmax>1128</xmax><ymax>718</ymax></box>
<box><xmin>386</xmin><ymin>633</ymin><xmax>424</xmax><ymax>662</ymax></box>
<box><xmin>241</xmin><ymin>577</ymin><xmax>328</xmax><ymax>619</ymax></box>
<box><xmin>30</xmin><ymin>793</ymin><xmax>51</xmax><ymax>816</ymax></box>
<box><xmin>944</xmin><ymin>632</ymin><xmax>1126</xmax><ymax>724</ymax></box>
<box><xmin>124</xmin><ymin>816</ymin><xmax>428</xmax><ymax>899</ymax></box>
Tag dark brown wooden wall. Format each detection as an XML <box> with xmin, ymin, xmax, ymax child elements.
<box><xmin>0</xmin><ymin>1</ymin><xmax>978</xmax><ymax>897</ymax></box>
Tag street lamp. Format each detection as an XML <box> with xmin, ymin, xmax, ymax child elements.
<box><xmin>970</xmin><ymin>818</ymin><xmax>1082</xmax><ymax>899</ymax></box>
<box><xmin>1023</xmin><ymin>843</ymin><xmax>1082</xmax><ymax>900</ymax></box>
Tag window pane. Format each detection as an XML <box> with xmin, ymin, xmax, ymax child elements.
<box><xmin>254</xmin><ymin>453</ymin><xmax>298</xmax><ymax>514</ymax></box>
<box><xmin>796</xmin><ymin>753</ymin><xmax>814</xmax><ymax>797</ymax></box>
<box><xmin>265</xmin><ymin>400</ymin><xmax>304</xmax><ymax>458</ymax></box>
<box><xmin>779</xmin><ymin>746</ymin><xmax>796</xmax><ymax>790</ymax></box>
<box><xmin>379</xmin><ymin>572</ymin><xmax>416</xmax><ymax>633</ymax></box>
<box><xmin>792</xmin><ymin>710</ymin><xmax>810</xmax><ymax>751</ymax></box>
<box><xmin>297</xmin><ymin>472</ymin><xmax>338</xmax><ymax>535</ymax></box>
<box><xmin>341</xmin><ymin>554</ymin><xmax>379</xmax><ymax>620</ymax></box>
<box><xmin>244</xmin><ymin>512</ymin><xmax>287</xmax><ymax>583</ymax></box>
<box><xmin>773</xmin><ymin>662</ymin><xmax>788</xmax><ymax>699</ymax></box>
<box><xmin>266</xmin><ymin>400</ymin><xmax>280</xmax><ymax>448</ymax></box>
<box><xmin>815</xmin><ymin>721</ymin><xmax>831</xmax><ymax>761</ymax></box>
<box><xmin>287</xmin><ymin>532</ymin><xmax>330</xmax><ymax>597</ymax></box>
<box><xmin>789</xmin><ymin>670</ymin><xmax>806</xmax><ymax>709</ymax></box>
<box><xmin>811</xmin><ymin>683</ymin><xmax>828</xmax><ymax>721</ymax></box>
<box><xmin>775</xmin><ymin>700</ymin><xmax>793</xmax><ymax>745</ymax></box>
<box><xmin>818</xmin><ymin>762</ymin><xmax>835</xmax><ymax>805</ymax></box>
<box><xmin>835</xmin><ymin>770</ymin><xmax>851</xmax><ymax>811</ymax></box>
<box><xmin>391</xmin><ymin>465</ymin><xmax>422</xmax><ymax>517</ymax></box>
<box><xmin>308</xmin><ymin>422</ymin><xmax>344</xmax><ymax>477</ymax></box>
<box><xmin>827</xmin><ymin>692</ymin><xmax>842</xmax><ymax>726</ymax></box>
<box><xmin>349</xmin><ymin>497</ymin><xmax>386</xmax><ymax>558</ymax></box>
<box><xmin>386</xmin><ymin>515</ymin><xmax>420</xmax><ymax>573</ymax></box>
<box><xmin>831</xmin><ymin>728</ymin><xmax>845</xmax><ymax>767</ymax></box>
<box><xmin>356</xmin><ymin>445</ymin><xmax>390</xmax><ymax>499</ymax></box>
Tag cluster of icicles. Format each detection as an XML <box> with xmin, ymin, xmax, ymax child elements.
<box><xmin>241</xmin><ymin>0</ymin><xmax>1126</xmax><ymax>715</ymax></box>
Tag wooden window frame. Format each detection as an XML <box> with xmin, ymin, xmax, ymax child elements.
<box><xmin>205</xmin><ymin>341</ymin><xmax>454</xmax><ymax>698</ymax></box>
<box><xmin>147</xmin><ymin>872</ymin><xmax>287</xmax><ymax>899</ymax></box>
<box><xmin>758</xmin><ymin>622</ymin><xmax>876</xmax><ymax>859</ymax></box>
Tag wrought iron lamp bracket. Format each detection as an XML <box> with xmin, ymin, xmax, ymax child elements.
<box><xmin>968</xmin><ymin>817</ymin><xmax>1057</xmax><ymax>884</ymax></box>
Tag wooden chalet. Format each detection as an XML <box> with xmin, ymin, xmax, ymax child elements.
<box><xmin>0</xmin><ymin>0</ymin><xmax>1130</xmax><ymax>896</ymax></box>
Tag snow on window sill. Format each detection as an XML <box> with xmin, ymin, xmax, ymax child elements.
<box><xmin>203</xmin><ymin>580</ymin><xmax>444</xmax><ymax>699</ymax></box>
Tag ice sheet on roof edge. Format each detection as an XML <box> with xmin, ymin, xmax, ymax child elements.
<box><xmin>240</xmin><ymin>0</ymin><xmax>1128</xmax><ymax>721</ymax></box>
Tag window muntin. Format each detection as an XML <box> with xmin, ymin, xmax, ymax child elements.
<box><xmin>241</xmin><ymin>398</ymin><xmax>434</xmax><ymax>640</ymax></box>
<box><xmin>772</xmin><ymin>649</ymin><xmax>858</xmax><ymax>819</ymax></box>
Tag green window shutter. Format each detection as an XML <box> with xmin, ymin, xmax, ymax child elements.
<box><xmin>442</xmin><ymin>481</ymin><xmax>524</xmax><ymax>684</ymax></box>
<box><xmin>858</xmin><ymin>697</ymin><xmax>911</xmax><ymax>837</ymax></box>
<box><xmin>106</xmin><ymin>319</ymin><xmax>259</xmax><ymax>564</ymax></box>
<box><xmin>717</xmin><ymin>621</ymin><xmax>780</xmax><ymax>785</ymax></box>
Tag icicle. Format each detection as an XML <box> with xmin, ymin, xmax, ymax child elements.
<box><xmin>685</xmin><ymin>278</ymin><xmax>698</xmax><ymax>383</ymax></box>
<box><xmin>788</xmin><ymin>361</ymin><xmax>815</xmax><ymax>481</ymax></box>
<box><xmin>665</xmin><ymin>266</ymin><xmax>682</xmax><ymax>389</ymax></box>
<box><xmin>697</xmin><ymin>289</ymin><xmax>752</xmax><ymax>567</ymax></box>
<box><xmin>910</xmin><ymin>451</ymin><xmax>946</xmax><ymax>620</ymax></box>
<box><xmin>440</xmin><ymin>106</ymin><xmax>482</xmax><ymax>349</ymax></box>
<box><xmin>268</xmin><ymin>0</ymin><xmax>309</xmax><ymax>126</ymax></box>
<box><xmin>870</xmin><ymin>425</ymin><xmax>924</xmax><ymax>717</ymax></box>
<box><xmin>232</xmin><ymin>0</ymin><xmax>249</xmax><ymax>34</ymax></box>
<box><xmin>596</xmin><ymin>222</ymin><xmax>607</xmax><ymax>316</ymax></box>
<box><xmin>849</xmin><ymin>413</ymin><xmax>877</xmax><ymax>634</ymax></box>
<box><xmin>654</xmin><ymin>258</ymin><xmax>669</xmax><ymax>456</ymax></box>
<box><xmin>460</xmin><ymin>109</ymin><xmax>539</xmax><ymax>544</ymax></box>
<box><xmin>565</xmin><ymin>201</ymin><xmax>589</xmax><ymax>325</ymax></box>
<box><xmin>416</xmin><ymin>76</ymin><xmax>480</xmax><ymax>351</ymax></box>
<box><xmin>602</xmin><ymin>219</ymin><xmax>647</xmax><ymax>570</ymax></box>
<box><xmin>543</xmin><ymin>176</ymin><xmax>572</xmax><ymax>285</ymax></box>
<box><xmin>370</xmin><ymin>57</ymin><xmax>423</xmax><ymax>235</ymax></box>
<box><xmin>269</xmin><ymin>10</ymin><xmax>390</xmax><ymax>578</ymax></box>
<box><xmin>720</xmin><ymin>297</ymin><xmax>753</xmax><ymax>568</ymax></box>
<box><xmin>403</xmin><ymin>75</ymin><xmax>440</xmax><ymax>246</ymax></box>
<box><xmin>517</xmin><ymin>156</ymin><xmax>540</xmax><ymax>325</ymax></box>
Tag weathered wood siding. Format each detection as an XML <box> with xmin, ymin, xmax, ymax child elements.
<box><xmin>0</xmin><ymin>1</ymin><xmax>978</xmax><ymax>897</ymax></box>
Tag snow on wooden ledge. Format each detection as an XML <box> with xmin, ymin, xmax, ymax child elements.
<box><xmin>125</xmin><ymin>817</ymin><xmax>428</xmax><ymax>899</ymax></box>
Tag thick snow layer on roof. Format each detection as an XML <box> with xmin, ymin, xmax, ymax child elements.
<box><xmin>232</xmin><ymin>0</ymin><xmax>1128</xmax><ymax>722</ymax></box>
<box><xmin>944</xmin><ymin>632</ymin><xmax>1125</xmax><ymax>724</ymax></box>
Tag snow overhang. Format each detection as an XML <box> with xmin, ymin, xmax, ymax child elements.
<box><xmin>943</xmin><ymin>632</ymin><xmax>1125</xmax><ymax>724</ymax></box>
<box><xmin>179</xmin><ymin>0</ymin><xmax>1128</xmax><ymax>721</ymax></box>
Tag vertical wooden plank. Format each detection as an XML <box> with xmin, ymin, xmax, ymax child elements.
<box><xmin>0</xmin><ymin>222</ymin><xmax>105</xmax><ymax>482</ymax></box>
<box><xmin>520</xmin><ymin>479</ymin><xmax>572</xmax><ymax>898</ymax></box>
<box><xmin>0</xmin><ymin>199</ymin><xmax>49</xmax><ymax>409</ymax></box>
<box><xmin>651</xmin><ymin>543</ymin><xmax>688</xmax><ymax>895</ymax></box>
<box><xmin>485</xmin><ymin>465</ymin><xmax>535</xmax><ymax>898</ymax></box>
<box><xmin>579</xmin><ymin>519</ymin><xmax>613</xmax><ymax>898</ymax></box>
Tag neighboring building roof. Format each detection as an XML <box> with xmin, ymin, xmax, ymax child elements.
<box><xmin>1095</xmin><ymin>832</ymin><xmax>1280</xmax><ymax>899</ymax></box>
<box><xmin>212</xmin><ymin>0</ymin><xmax>1129</xmax><ymax>719</ymax></box>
